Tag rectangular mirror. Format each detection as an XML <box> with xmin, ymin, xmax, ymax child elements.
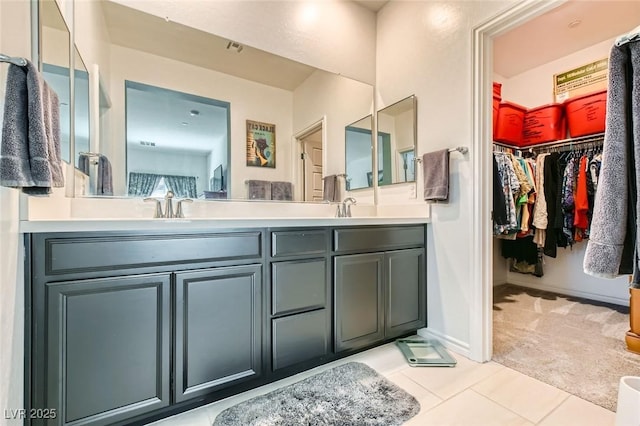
<box><xmin>345</xmin><ymin>115</ymin><xmax>373</xmax><ymax>191</ymax></box>
<box><xmin>74</xmin><ymin>48</ymin><xmax>89</xmax><ymax>167</ymax></box>
<box><xmin>67</xmin><ymin>1</ymin><xmax>373</xmax><ymax>202</ymax></box>
<box><xmin>39</xmin><ymin>0</ymin><xmax>70</xmax><ymax>164</ymax></box>
<box><xmin>125</xmin><ymin>81</ymin><xmax>230</xmax><ymax>199</ymax></box>
<box><xmin>377</xmin><ymin>95</ymin><xmax>417</xmax><ymax>186</ymax></box>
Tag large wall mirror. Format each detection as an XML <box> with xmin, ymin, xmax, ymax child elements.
<box><xmin>377</xmin><ymin>95</ymin><xmax>417</xmax><ymax>186</ymax></box>
<box><xmin>39</xmin><ymin>0</ymin><xmax>70</xmax><ymax>164</ymax></box>
<box><xmin>345</xmin><ymin>115</ymin><xmax>373</xmax><ymax>191</ymax></box>
<box><xmin>61</xmin><ymin>0</ymin><xmax>373</xmax><ymax>202</ymax></box>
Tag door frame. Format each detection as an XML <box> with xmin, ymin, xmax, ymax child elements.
<box><xmin>293</xmin><ymin>117</ymin><xmax>326</xmax><ymax>202</ymax></box>
<box><xmin>471</xmin><ymin>0</ymin><xmax>566</xmax><ymax>362</ymax></box>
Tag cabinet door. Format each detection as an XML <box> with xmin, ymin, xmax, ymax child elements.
<box><xmin>272</xmin><ymin>309</ymin><xmax>329</xmax><ymax>370</ymax></box>
<box><xmin>45</xmin><ymin>274</ymin><xmax>170</xmax><ymax>426</ymax></box>
<box><xmin>334</xmin><ymin>253</ymin><xmax>384</xmax><ymax>352</ymax></box>
<box><xmin>175</xmin><ymin>265</ymin><xmax>262</xmax><ymax>403</ymax></box>
<box><xmin>385</xmin><ymin>248</ymin><xmax>426</xmax><ymax>338</ymax></box>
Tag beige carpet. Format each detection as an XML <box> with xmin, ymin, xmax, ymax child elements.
<box><xmin>493</xmin><ymin>284</ymin><xmax>640</xmax><ymax>412</ymax></box>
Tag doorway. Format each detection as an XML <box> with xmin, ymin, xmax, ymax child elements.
<box><xmin>295</xmin><ymin>119</ymin><xmax>325</xmax><ymax>202</ymax></box>
<box><xmin>473</xmin><ymin>0</ymin><xmax>639</xmax><ymax>362</ymax></box>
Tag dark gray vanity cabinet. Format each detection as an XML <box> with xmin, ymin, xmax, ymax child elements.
<box><xmin>44</xmin><ymin>274</ymin><xmax>171</xmax><ymax>426</ymax></box>
<box><xmin>269</xmin><ymin>229</ymin><xmax>331</xmax><ymax>371</ymax></box>
<box><xmin>334</xmin><ymin>253</ymin><xmax>385</xmax><ymax>352</ymax></box>
<box><xmin>384</xmin><ymin>248</ymin><xmax>426</xmax><ymax>338</ymax></box>
<box><xmin>27</xmin><ymin>230</ymin><xmax>264</xmax><ymax>426</ymax></box>
<box><xmin>333</xmin><ymin>226</ymin><xmax>426</xmax><ymax>353</ymax></box>
<box><xmin>174</xmin><ymin>265</ymin><xmax>262</xmax><ymax>402</ymax></box>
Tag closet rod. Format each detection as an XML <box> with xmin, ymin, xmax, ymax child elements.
<box><xmin>492</xmin><ymin>133</ymin><xmax>605</xmax><ymax>152</ymax></box>
<box><xmin>0</xmin><ymin>53</ymin><xmax>27</xmax><ymax>67</ymax></box>
<box><xmin>529</xmin><ymin>133</ymin><xmax>605</xmax><ymax>151</ymax></box>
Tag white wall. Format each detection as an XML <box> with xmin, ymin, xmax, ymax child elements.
<box><xmin>376</xmin><ymin>0</ymin><xmax>511</xmax><ymax>353</ymax></box>
<box><xmin>499</xmin><ymin>36</ymin><xmax>629</xmax><ymax>305</ymax></box>
<box><xmin>293</xmin><ymin>69</ymin><xmax>373</xmax><ymax>200</ymax></box>
<box><xmin>0</xmin><ymin>2</ymin><xmax>30</xmax><ymax>423</ymax></box>
<box><xmin>127</xmin><ymin>147</ymin><xmax>209</xmax><ymax>196</ymax></box>
<box><xmin>112</xmin><ymin>0</ymin><xmax>377</xmax><ymax>85</ymax></box>
<box><xmin>106</xmin><ymin>44</ymin><xmax>294</xmax><ymax>199</ymax></box>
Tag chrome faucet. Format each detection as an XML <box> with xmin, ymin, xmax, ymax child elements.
<box><xmin>164</xmin><ymin>191</ymin><xmax>175</xmax><ymax>218</ymax></box>
<box><xmin>144</xmin><ymin>191</ymin><xmax>192</xmax><ymax>218</ymax></box>
<box><xmin>336</xmin><ymin>197</ymin><xmax>357</xmax><ymax>218</ymax></box>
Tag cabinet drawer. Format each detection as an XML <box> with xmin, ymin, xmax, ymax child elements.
<box><xmin>271</xmin><ymin>230</ymin><xmax>327</xmax><ymax>258</ymax></box>
<box><xmin>333</xmin><ymin>226</ymin><xmax>424</xmax><ymax>253</ymax></box>
<box><xmin>42</xmin><ymin>232</ymin><xmax>262</xmax><ymax>276</ymax></box>
<box><xmin>272</xmin><ymin>259</ymin><xmax>326</xmax><ymax>315</ymax></box>
<box><xmin>272</xmin><ymin>309</ymin><xmax>329</xmax><ymax>370</ymax></box>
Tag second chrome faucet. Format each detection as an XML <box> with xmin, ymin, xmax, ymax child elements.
<box><xmin>144</xmin><ymin>191</ymin><xmax>193</xmax><ymax>218</ymax></box>
<box><xmin>336</xmin><ymin>197</ymin><xmax>357</xmax><ymax>218</ymax></box>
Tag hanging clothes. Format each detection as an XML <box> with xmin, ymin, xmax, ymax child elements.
<box><xmin>584</xmin><ymin>38</ymin><xmax>640</xmax><ymax>280</ymax></box>
<box><xmin>532</xmin><ymin>153</ymin><xmax>550</xmax><ymax>247</ymax></box>
<box><xmin>574</xmin><ymin>155</ymin><xmax>590</xmax><ymax>241</ymax></box>
<box><xmin>493</xmin><ymin>155</ymin><xmax>509</xmax><ymax>226</ymax></box>
<box><xmin>543</xmin><ymin>153</ymin><xmax>561</xmax><ymax>258</ymax></box>
<box><xmin>561</xmin><ymin>156</ymin><xmax>577</xmax><ymax>246</ymax></box>
<box><xmin>493</xmin><ymin>152</ymin><xmax>520</xmax><ymax>236</ymax></box>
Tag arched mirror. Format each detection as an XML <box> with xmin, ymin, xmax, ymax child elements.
<box><xmin>376</xmin><ymin>95</ymin><xmax>417</xmax><ymax>186</ymax></box>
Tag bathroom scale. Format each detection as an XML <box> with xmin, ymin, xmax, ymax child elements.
<box><xmin>395</xmin><ymin>336</ymin><xmax>457</xmax><ymax>367</ymax></box>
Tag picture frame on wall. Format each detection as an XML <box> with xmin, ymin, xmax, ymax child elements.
<box><xmin>246</xmin><ymin>120</ymin><xmax>276</xmax><ymax>168</ymax></box>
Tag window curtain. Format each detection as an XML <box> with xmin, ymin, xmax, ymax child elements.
<box><xmin>164</xmin><ymin>175</ymin><xmax>197</xmax><ymax>198</ymax></box>
<box><xmin>128</xmin><ymin>172</ymin><xmax>161</xmax><ymax>197</ymax></box>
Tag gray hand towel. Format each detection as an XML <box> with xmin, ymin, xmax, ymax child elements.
<box><xmin>0</xmin><ymin>60</ymin><xmax>64</xmax><ymax>195</ymax></box>
<box><xmin>247</xmin><ymin>180</ymin><xmax>271</xmax><ymax>200</ymax></box>
<box><xmin>323</xmin><ymin>175</ymin><xmax>338</xmax><ymax>202</ymax></box>
<box><xmin>271</xmin><ymin>181</ymin><xmax>292</xmax><ymax>201</ymax></box>
<box><xmin>97</xmin><ymin>154</ymin><xmax>113</xmax><ymax>196</ymax></box>
<box><xmin>423</xmin><ymin>149</ymin><xmax>450</xmax><ymax>202</ymax></box>
<box><xmin>77</xmin><ymin>153</ymin><xmax>90</xmax><ymax>175</ymax></box>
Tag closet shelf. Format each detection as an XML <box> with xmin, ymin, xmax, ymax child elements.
<box><xmin>492</xmin><ymin>133</ymin><xmax>605</xmax><ymax>151</ymax></box>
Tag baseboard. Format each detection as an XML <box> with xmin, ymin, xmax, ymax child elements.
<box><xmin>504</xmin><ymin>279</ymin><xmax>629</xmax><ymax>307</ymax></box>
<box><xmin>417</xmin><ymin>327</ymin><xmax>470</xmax><ymax>358</ymax></box>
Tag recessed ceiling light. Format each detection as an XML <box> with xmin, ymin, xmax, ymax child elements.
<box><xmin>181</xmin><ymin>121</ymin><xmax>189</xmax><ymax>126</ymax></box>
<box><xmin>189</xmin><ymin>109</ymin><xmax>200</xmax><ymax>117</ymax></box>
<box><xmin>568</xmin><ymin>20</ymin><xmax>582</xmax><ymax>29</ymax></box>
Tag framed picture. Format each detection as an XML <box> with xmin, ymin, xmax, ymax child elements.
<box><xmin>246</xmin><ymin>120</ymin><xmax>276</xmax><ymax>168</ymax></box>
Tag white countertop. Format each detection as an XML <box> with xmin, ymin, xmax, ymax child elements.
<box><xmin>19</xmin><ymin>216</ymin><xmax>429</xmax><ymax>233</ymax></box>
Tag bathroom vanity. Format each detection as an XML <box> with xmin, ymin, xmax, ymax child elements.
<box><xmin>24</xmin><ymin>221</ymin><xmax>426</xmax><ymax>426</ymax></box>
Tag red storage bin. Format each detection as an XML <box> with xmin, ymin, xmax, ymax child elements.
<box><xmin>565</xmin><ymin>90</ymin><xmax>607</xmax><ymax>137</ymax></box>
<box><xmin>493</xmin><ymin>95</ymin><xmax>501</xmax><ymax>136</ymax></box>
<box><xmin>494</xmin><ymin>101</ymin><xmax>527</xmax><ymax>146</ymax></box>
<box><xmin>493</xmin><ymin>82</ymin><xmax>502</xmax><ymax>98</ymax></box>
<box><xmin>522</xmin><ymin>103</ymin><xmax>566</xmax><ymax>145</ymax></box>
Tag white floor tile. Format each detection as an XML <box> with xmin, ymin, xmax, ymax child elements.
<box><xmin>400</xmin><ymin>352</ymin><xmax>504</xmax><ymax>400</ymax></box>
<box><xmin>472</xmin><ymin>367</ymin><xmax>570</xmax><ymax>423</ymax></box>
<box><xmin>403</xmin><ymin>389</ymin><xmax>533</xmax><ymax>426</ymax></box>
<box><xmin>387</xmin><ymin>369</ymin><xmax>443</xmax><ymax>413</ymax></box>
<box><xmin>147</xmin><ymin>406</ymin><xmax>211</xmax><ymax>426</ymax></box>
<box><xmin>538</xmin><ymin>395</ymin><xmax>616</xmax><ymax>426</ymax></box>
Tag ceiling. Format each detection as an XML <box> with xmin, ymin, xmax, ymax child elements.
<box><xmin>101</xmin><ymin>1</ymin><xmax>316</xmax><ymax>92</ymax></box>
<box><xmin>353</xmin><ymin>0</ymin><xmax>389</xmax><ymax>13</ymax></box>
<box><xmin>494</xmin><ymin>0</ymin><xmax>640</xmax><ymax>78</ymax></box>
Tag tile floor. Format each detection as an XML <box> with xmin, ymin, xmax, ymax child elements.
<box><xmin>149</xmin><ymin>343</ymin><xmax>616</xmax><ymax>426</ymax></box>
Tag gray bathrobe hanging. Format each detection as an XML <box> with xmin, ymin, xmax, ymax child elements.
<box><xmin>584</xmin><ymin>38</ymin><xmax>640</xmax><ymax>283</ymax></box>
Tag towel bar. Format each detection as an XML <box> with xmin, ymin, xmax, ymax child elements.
<box><xmin>415</xmin><ymin>146</ymin><xmax>469</xmax><ymax>163</ymax></box>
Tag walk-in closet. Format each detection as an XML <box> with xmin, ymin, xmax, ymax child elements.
<box><xmin>490</xmin><ymin>0</ymin><xmax>640</xmax><ymax>412</ymax></box>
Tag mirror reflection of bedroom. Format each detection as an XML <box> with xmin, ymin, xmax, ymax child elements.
<box><xmin>491</xmin><ymin>0</ymin><xmax>640</xmax><ymax>413</ymax></box>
